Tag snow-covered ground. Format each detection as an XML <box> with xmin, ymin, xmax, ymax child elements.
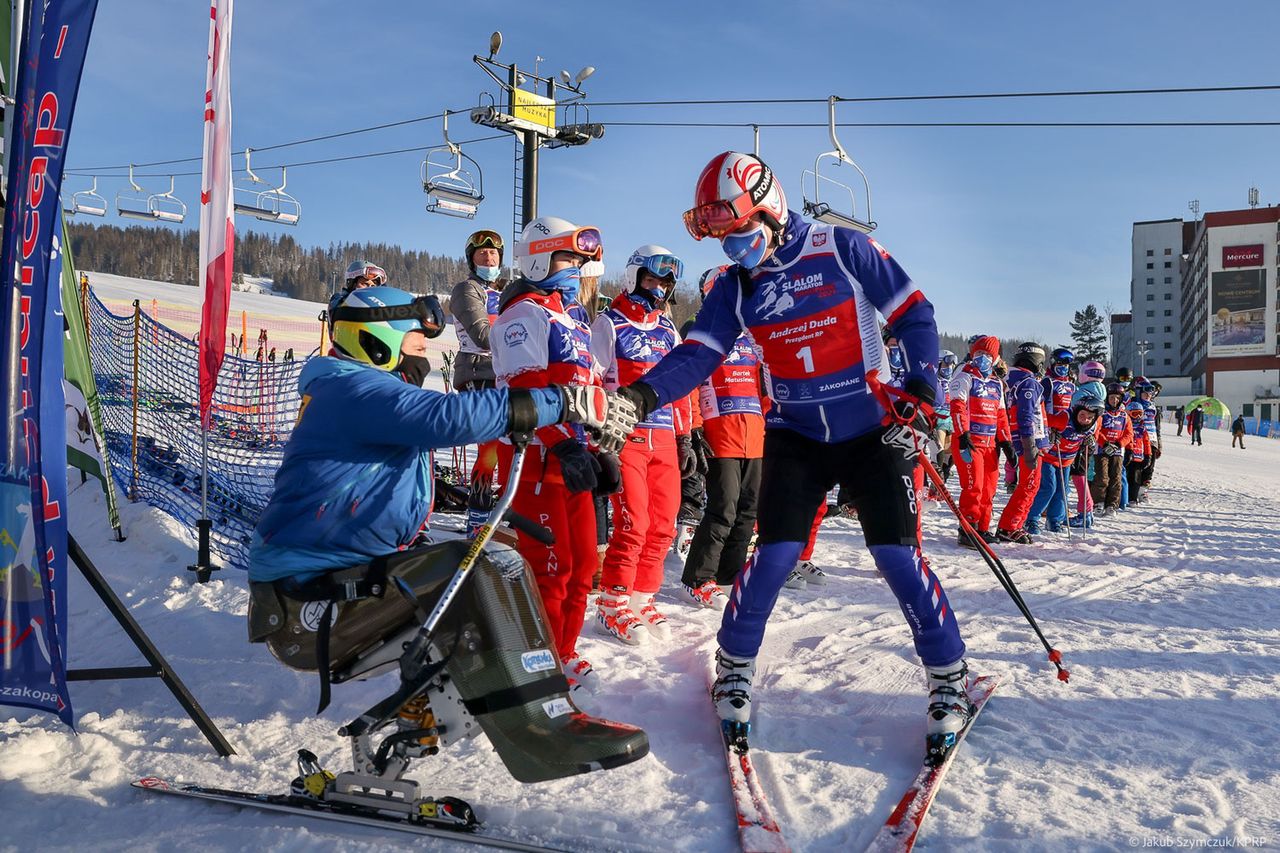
<box><xmin>2</xmin><ymin>414</ymin><xmax>1277</xmax><ymax>851</ymax></box>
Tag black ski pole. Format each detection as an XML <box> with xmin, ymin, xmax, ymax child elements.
<box><xmin>919</xmin><ymin>453</ymin><xmax>1070</xmax><ymax>683</ymax></box>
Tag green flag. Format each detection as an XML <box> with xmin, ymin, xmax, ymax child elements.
<box><xmin>60</xmin><ymin>214</ymin><xmax>123</xmax><ymax>535</ymax></box>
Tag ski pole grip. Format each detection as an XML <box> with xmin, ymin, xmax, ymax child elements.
<box><xmin>502</xmin><ymin>509</ymin><xmax>555</xmax><ymax>546</ymax></box>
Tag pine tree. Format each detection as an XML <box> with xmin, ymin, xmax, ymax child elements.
<box><xmin>1069</xmin><ymin>304</ymin><xmax>1108</xmax><ymax>363</ymax></box>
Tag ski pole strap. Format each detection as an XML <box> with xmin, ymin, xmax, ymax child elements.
<box><xmin>461</xmin><ymin>674</ymin><xmax>570</xmax><ymax>716</ymax></box>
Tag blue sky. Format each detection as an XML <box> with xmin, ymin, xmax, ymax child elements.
<box><xmin>65</xmin><ymin>1</ymin><xmax>1280</xmax><ymax>344</ymax></box>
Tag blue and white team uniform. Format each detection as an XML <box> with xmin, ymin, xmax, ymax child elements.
<box><xmin>638</xmin><ymin>212</ymin><xmax>965</xmax><ymax>669</ymax></box>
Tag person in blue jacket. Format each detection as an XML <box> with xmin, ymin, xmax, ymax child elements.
<box><xmin>247</xmin><ymin>286</ymin><xmax>635</xmax><ymax>654</ymax></box>
<box><xmin>617</xmin><ymin>152</ymin><xmax>971</xmax><ymax>765</ymax></box>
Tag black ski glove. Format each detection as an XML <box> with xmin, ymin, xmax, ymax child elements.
<box><xmin>593</xmin><ymin>450</ymin><xmax>622</xmax><ymax>496</ymax></box>
<box><xmin>549</xmin><ymin>439</ymin><xmax>599</xmax><ymax>494</ymax></box>
<box><xmin>997</xmin><ymin>439</ymin><xmax>1016</xmax><ymax>467</ymax></box>
<box><xmin>691</xmin><ymin>427</ymin><xmax>712</xmax><ymax>474</ymax></box>
<box><xmin>880</xmin><ymin>377</ymin><xmax>936</xmax><ymax>462</ymax></box>
<box><xmin>1021</xmin><ymin>435</ymin><xmax>1040</xmax><ymax>466</ymax></box>
<box><xmin>956</xmin><ymin>431</ymin><xmax>974</xmax><ymax>463</ymax></box>
<box><xmin>617</xmin><ymin>382</ymin><xmax>658</xmax><ymax>423</ymax></box>
<box><xmin>676</xmin><ymin>434</ymin><xmax>697</xmax><ymax>477</ymax></box>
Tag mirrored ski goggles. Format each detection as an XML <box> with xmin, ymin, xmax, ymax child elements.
<box><xmin>347</xmin><ymin>263</ymin><xmax>387</xmax><ymax>286</ymax></box>
<box><xmin>683</xmin><ymin>194</ymin><xmax>756</xmax><ymax>240</ymax></box>
<box><xmin>466</xmin><ymin>230</ymin><xmax>504</xmax><ymax>251</ymax></box>
<box><xmin>633</xmin><ymin>253</ymin><xmax>684</xmax><ymax>281</ymax></box>
<box><xmin>521</xmin><ymin>226</ymin><xmax>603</xmax><ymax>261</ymax></box>
<box><xmin>329</xmin><ymin>294</ymin><xmax>445</xmax><ymax>339</ymax></box>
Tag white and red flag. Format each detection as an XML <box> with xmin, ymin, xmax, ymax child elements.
<box><xmin>197</xmin><ymin>0</ymin><xmax>234</xmax><ymax>429</ymax></box>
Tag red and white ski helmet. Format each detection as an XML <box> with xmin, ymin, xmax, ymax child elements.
<box><xmin>683</xmin><ymin>152</ymin><xmax>789</xmax><ymax>241</ymax></box>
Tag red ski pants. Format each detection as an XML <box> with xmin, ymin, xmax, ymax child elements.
<box><xmin>506</xmin><ymin>447</ymin><xmax>599</xmax><ymax>659</ymax></box>
<box><xmin>998</xmin><ymin>454</ymin><xmax>1043</xmax><ymax>533</ymax></box>
<box><xmin>954</xmin><ymin>443</ymin><xmax>999</xmax><ymax>533</ymax></box>
<box><xmin>601</xmin><ymin>429</ymin><xmax>681</xmax><ymax>596</ymax></box>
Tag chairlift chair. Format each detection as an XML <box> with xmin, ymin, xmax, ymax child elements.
<box><xmin>422</xmin><ymin>110</ymin><xmax>483</xmax><ymax>219</ymax></box>
<box><xmin>801</xmin><ymin>96</ymin><xmax>876</xmax><ymax>234</ymax></box>
<box><xmin>65</xmin><ymin>176</ymin><xmax>107</xmax><ymax>217</ymax></box>
<box><xmin>115</xmin><ymin>165</ymin><xmax>187</xmax><ymax>224</ymax></box>
<box><xmin>233</xmin><ymin>148</ymin><xmax>301</xmax><ymax>225</ymax></box>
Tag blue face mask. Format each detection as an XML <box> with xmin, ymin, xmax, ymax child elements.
<box><xmin>1052</xmin><ymin>363</ymin><xmax>1070</xmax><ymax>378</ymax></box>
<box><xmin>721</xmin><ymin>222</ymin><xmax>771</xmax><ymax>270</ymax></box>
<box><xmin>475</xmin><ymin>264</ymin><xmax>502</xmax><ymax>283</ymax></box>
<box><xmin>972</xmin><ymin>353</ymin><xmax>994</xmax><ymax>376</ymax></box>
<box><xmin>541</xmin><ymin>266</ymin><xmax>581</xmax><ymax>302</ymax></box>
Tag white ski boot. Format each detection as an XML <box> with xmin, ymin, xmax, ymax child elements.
<box><xmin>925</xmin><ymin>658</ymin><xmax>975</xmax><ymax>766</ymax></box>
<box><xmin>784</xmin><ymin>570</ymin><xmax>807</xmax><ymax>590</ymax></box>
<box><xmin>631</xmin><ymin>592</ymin><xmax>671</xmax><ymax>641</ymax></box>
<box><xmin>594</xmin><ymin>588</ymin><xmax>649</xmax><ymax>646</ymax></box>
<box><xmin>561</xmin><ymin>653</ymin><xmax>600</xmax><ymax>695</ymax></box>
<box><xmin>795</xmin><ymin>560</ymin><xmax>827</xmax><ymax>585</ymax></box>
<box><xmin>680</xmin><ymin>580</ymin><xmax>728</xmax><ymax>610</ymax></box>
<box><xmin>712</xmin><ymin>648</ymin><xmax>756</xmax><ymax>752</ymax></box>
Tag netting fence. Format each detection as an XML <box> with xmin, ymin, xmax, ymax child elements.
<box><xmin>87</xmin><ymin>289</ymin><xmax>305</xmax><ymax>570</ymax></box>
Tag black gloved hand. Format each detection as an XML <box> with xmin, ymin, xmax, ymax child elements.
<box><xmin>549</xmin><ymin>439</ymin><xmax>599</xmax><ymax>494</ymax></box>
<box><xmin>997</xmin><ymin>439</ymin><xmax>1016</xmax><ymax>467</ymax></box>
<box><xmin>692</xmin><ymin>427</ymin><xmax>713</xmax><ymax>475</ymax></box>
<box><xmin>1021</xmin><ymin>435</ymin><xmax>1040</xmax><ymax>466</ymax></box>
<box><xmin>676</xmin><ymin>434</ymin><xmax>697</xmax><ymax>477</ymax></box>
<box><xmin>593</xmin><ymin>450</ymin><xmax>622</xmax><ymax>496</ymax></box>
<box><xmin>617</xmin><ymin>382</ymin><xmax>658</xmax><ymax>423</ymax></box>
<box><xmin>880</xmin><ymin>377</ymin><xmax>936</xmax><ymax>461</ymax></box>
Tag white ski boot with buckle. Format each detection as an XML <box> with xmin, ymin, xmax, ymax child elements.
<box><xmin>594</xmin><ymin>587</ymin><xmax>649</xmax><ymax>646</ymax></box>
<box><xmin>631</xmin><ymin>592</ymin><xmax>671</xmax><ymax>641</ymax></box>
<box><xmin>712</xmin><ymin>648</ymin><xmax>756</xmax><ymax>752</ymax></box>
<box><xmin>925</xmin><ymin>658</ymin><xmax>975</xmax><ymax>766</ymax></box>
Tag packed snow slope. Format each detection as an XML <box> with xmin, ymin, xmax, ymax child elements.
<box><xmin>3</xmin><ymin>358</ymin><xmax>1278</xmax><ymax>848</ymax></box>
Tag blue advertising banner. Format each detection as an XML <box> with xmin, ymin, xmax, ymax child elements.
<box><xmin>0</xmin><ymin>0</ymin><xmax>99</xmax><ymax>727</ymax></box>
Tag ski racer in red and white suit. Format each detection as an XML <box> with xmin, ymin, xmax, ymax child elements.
<box><xmin>591</xmin><ymin>250</ymin><xmax>691</xmax><ymax>646</ymax></box>
<box><xmin>948</xmin><ymin>335</ymin><xmax>1010</xmax><ymax>542</ymax></box>
<box><xmin>491</xmin><ymin>217</ymin><xmax>609</xmax><ymax>685</ymax></box>
<box><xmin>616</xmin><ymin>152</ymin><xmax>972</xmax><ymax>758</ymax></box>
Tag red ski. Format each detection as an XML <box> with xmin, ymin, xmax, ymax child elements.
<box><xmin>866</xmin><ymin>674</ymin><xmax>1000</xmax><ymax>853</ymax></box>
<box><xmin>723</xmin><ymin>739</ymin><xmax>789</xmax><ymax>853</ymax></box>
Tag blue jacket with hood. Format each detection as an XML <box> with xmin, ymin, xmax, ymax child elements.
<box><xmin>247</xmin><ymin>355</ymin><xmax>563</xmax><ymax>583</ymax></box>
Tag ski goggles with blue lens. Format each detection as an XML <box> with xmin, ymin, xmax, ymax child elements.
<box><xmin>635</xmin><ymin>253</ymin><xmax>683</xmax><ymax>281</ymax></box>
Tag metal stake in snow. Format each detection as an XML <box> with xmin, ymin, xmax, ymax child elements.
<box><xmin>867</xmin><ymin>371</ymin><xmax>1071</xmax><ymax>683</ymax></box>
<box><xmin>190</xmin><ymin>0</ymin><xmax>236</xmax><ymax>583</ymax></box>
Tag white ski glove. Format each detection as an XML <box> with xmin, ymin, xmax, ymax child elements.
<box><xmin>559</xmin><ymin>386</ymin><xmax>640</xmax><ymax>453</ymax></box>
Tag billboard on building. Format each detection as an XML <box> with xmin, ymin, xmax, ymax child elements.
<box><xmin>1222</xmin><ymin>244</ymin><xmax>1264</xmax><ymax>268</ymax></box>
<box><xmin>1209</xmin><ymin>269</ymin><xmax>1267</xmax><ymax>355</ymax></box>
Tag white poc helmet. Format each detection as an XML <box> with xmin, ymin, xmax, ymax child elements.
<box><xmin>514</xmin><ymin>216</ymin><xmax>603</xmax><ymax>283</ymax></box>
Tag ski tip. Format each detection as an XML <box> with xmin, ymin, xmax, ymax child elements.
<box><xmin>135</xmin><ymin>777</ymin><xmax>171</xmax><ymax>790</ymax></box>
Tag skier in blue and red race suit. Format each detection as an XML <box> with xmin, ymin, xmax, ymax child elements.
<box><xmin>1134</xmin><ymin>377</ymin><xmax>1161</xmax><ymax>498</ymax></box>
<box><xmin>1026</xmin><ymin>392</ymin><xmax>1102</xmax><ymax>532</ymax></box>
<box><xmin>613</xmin><ymin>152</ymin><xmax>973</xmax><ymax>764</ymax></box>
<box><xmin>1024</xmin><ymin>347</ymin><xmax>1077</xmax><ymax>535</ymax></box>
<box><xmin>996</xmin><ymin>343</ymin><xmax>1050</xmax><ymax>544</ymax></box>
<box><xmin>590</xmin><ymin>245</ymin><xmax>694</xmax><ymax>647</ymax></box>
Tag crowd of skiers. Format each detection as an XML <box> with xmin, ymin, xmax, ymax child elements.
<box><xmin>248</xmin><ymin>151</ymin><xmax>1181</xmax><ymax>767</ymax></box>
